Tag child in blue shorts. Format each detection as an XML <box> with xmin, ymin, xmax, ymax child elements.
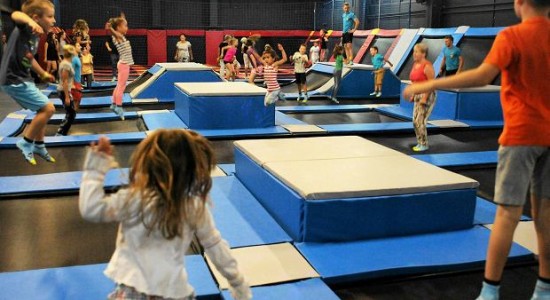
<box><xmin>0</xmin><ymin>0</ymin><xmax>56</xmax><ymax>165</ymax></box>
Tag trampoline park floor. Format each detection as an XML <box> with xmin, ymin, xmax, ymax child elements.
<box><xmin>0</xmin><ymin>90</ymin><xmax>540</xmax><ymax>299</ymax></box>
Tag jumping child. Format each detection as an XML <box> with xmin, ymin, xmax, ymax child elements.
<box><xmin>262</xmin><ymin>43</ymin><xmax>287</xmax><ymax>106</ymax></box>
<box><xmin>291</xmin><ymin>44</ymin><xmax>309</xmax><ymax>102</ymax></box>
<box><xmin>109</xmin><ymin>16</ymin><xmax>135</xmax><ymax>120</ymax></box>
<box><xmin>223</xmin><ymin>38</ymin><xmax>238</xmax><ymax>81</ymax></box>
<box><xmin>80</xmin><ymin>129</ymin><xmax>252</xmax><ymax>300</ymax></box>
<box><xmin>0</xmin><ymin>0</ymin><xmax>56</xmax><ymax>165</ymax></box>
<box><xmin>330</xmin><ymin>44</ymin><xmax>344</xmax><ymax>104</ymax></box>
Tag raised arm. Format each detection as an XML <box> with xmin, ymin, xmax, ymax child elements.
<box><xmin>11</xmin><ymin>11</ymin><xmax>43</xmax><ymax>35</ymax></box>
<box><xmin>273</xmin><ymin>44</ymin><xmax>287</xmax><ymax>67</ymax></box>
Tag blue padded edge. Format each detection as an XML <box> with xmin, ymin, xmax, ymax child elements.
<box><xmin>51</xmin><ymin>94</ymin><xmax>132</xmax><ymax>107</ymax></box>
<box><xmin>284</xmin><ymin>90</ymin><xmax>322</xmax><ymax>99</ymax></box>
<box><xmin>142</xmin><ymin>111</ymin><xmax>189</xmax><ymax>130</ymax></box>
<box><xmin>90</xmin><ymin>81</ymin><xmax>118</xmax><ymax>88</ymax></box>
<box><xmin>421</xmin><ymin>27</ymin><xmax>458</xmax><ymax>36</ymax></box>
<box><xmin>45</xmin><ymin>111</ymin><xmax>140</xmax><ymax>123</ymax></box>
<box><xmin>218</xmin><ymin>164</ymin><xmax>236</xmax><ymax>176</ymax></box>
<box><xmin>296</xmin><ymin>226</ymin><xmax>534</xmax><ymax>284</ymax></box>
<box><xmin>457</xmin><ymin>119</ymin><xmax>504</xmax><ymax>129</ymax></box>
<box><xmin>375</xmin><ymin>105</ymin><xmax>412</xmax><ymax>120</ymax></box>
<box><xmin>195</xmin><ymin>126</ymin><xmax>289</xmax><ymax>139</ymax></box>
<box><xmin>320</xmin><ymin>122</ymin><xmax>432</xmax><ymax>133</ymax></box>
<box><xmin>221</xmin><ymin>278</ymin><xmax>339</xmax><ymax>300</ymax></box>
<box><xmin>412</xmin><ymin>151</ymin><xmax>497</xmax><ymax>167</ymax></box>
<box><xmin>0</xmin><ymin>255</ymin><xmax>220</xmax><ymax>300</ymax></box>
<box><xmin>209</xmin><ymin>176</ymin><xmax>292</xmax><ymax>248</ymax></box>
<box><xmin>0</xmin><ymin>169</ymin><xmax>129</xmax><ymax>196</ymax></box>
<box><xmin>276</xmin><ymin>104</ymin><xmax>374</xmax><ymax>113</ymax></box>
<box><xmin>148</xmin><ymin>63</ymin><xmax>164</xmax><ymax>74</ymax></box>
<box><xmin>465</xmin><ymin>27</ymin><xmax>505</xmax><ymax>37</ymax></box>
<box><xmin>0</xmin><ymin>132</ymin><xmax>146</xmax><ymax>148</ymax></box>
<box><xmin>0</xmin><ymin>112</ymin><xmax>27</xmax><ymax>138</ymax></box>
<box><xmin>275</xmin><ymin>111</ymin><xmax>308</xmax><ymax>125</ymax></box>
<box><xmin>41</xmin><ymin>89</ymin><xmax>54</xmax><ymax>97</ymax></box>
<box><xmin>474</xmin><ymin>197</ymin><xmax>531</xmax><ymax>225</ymax></box>
<box><xmin>310</xmin><ymin>63</ymin><xmax>336</xmax><ymax>74</ymax></box>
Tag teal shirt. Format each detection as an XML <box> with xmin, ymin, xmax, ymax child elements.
<box><xmin>342</xmin><ymin>11</ymin><xmax>357</xmax><ymax>33</ymax></box>
<box><xmin>72</xmin><ymin>56</ymin><xmax>82</xmax><ymax>84</ymax></box>
<box><xmin>372</xmin><ymin>53</ymin><xmax>384</xmax><ymax>69</ymax></box>
<box><xmin>442</xmin><ymin>46</ymin><xmax>461</xmax><ymax>71</ymax></box>
<box><xmin>335</xmin><ymin>55</ymin><xmax>344</xmax><ymax>70</ymax></box>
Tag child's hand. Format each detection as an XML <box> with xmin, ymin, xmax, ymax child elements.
<box><xmin>28</xmin><ymin>20</ymin><xmax>44</xmax><ymax>35</ymax></box>
<box><xmin>277</xmin><ymin>43</ymin><xmax>284</xmax><ymax>51</ymax></box>
<box><xmin>91</xmin><ymin>136</ymin><xmax>113</xmax><ymax>156</ymax></box>
<box><xmin>40</xmin><ymin>72</ymin><xmax>55</xmax><ymax>83</ymax></box>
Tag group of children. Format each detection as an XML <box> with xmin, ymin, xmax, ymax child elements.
<box><xmin>0</xmin><ymin>0</ymin><xmax>548</xmax><ymax>299</ymax></box>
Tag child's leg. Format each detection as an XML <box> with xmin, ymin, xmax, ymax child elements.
<box><xmin>531</xmin><ymin>150</ymin><xmax>550</xmax><ymax>279</ymax></box>
<box><xmin>113</xmin><ymin>62</ymin><xmax>129</xmax><ymax>106</ymax></box>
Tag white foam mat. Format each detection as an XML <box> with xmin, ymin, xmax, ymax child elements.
<box><xmin>175</xmin><ymin>82</ymin><xmax>266</xmax><ymax>96</ymax></box>
<box><xmin>281</xmin><ymin>124</ymin><xmax>327</xmax><ymax>134</ymax></box>
<box><xmin>206</xmin><ymin>243</ymin><xmax>319</xmax><ymax>289</ymax></box>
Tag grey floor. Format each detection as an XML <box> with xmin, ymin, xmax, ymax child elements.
<box><xmin>0</xmin><ymin>88</ymin><xmax>539</xmax><ymax>299</ymax></box>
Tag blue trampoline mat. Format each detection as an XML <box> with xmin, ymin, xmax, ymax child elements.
<box><xmin>195</xmin><ymin>126</ymin><xmax>289</xmax><ymax>139</ymax></box>
<box><xmin>0</xmin><ymin>132</ymin><xmax>146</xmax><ymax>148</ymax></box>
<box><xmin>320</xmin><ymin>122</ymin><xmax>432</xmax><ymax>133</ymax></box>
<box><xmin>474</xmin><ymin>197</ymin><xmax>531</xmax><ymax>225</ymax></box>
<box><xmin>209</xmin><ymin>176</ymin><xmax>292</xmax><ymax>248</ymax></box>
<box><xmin>275</xmin><ymin>111</ymin><xmax>308</xmax><ymax>125</ymax></box>
<box><xmin>277</xmin><ymin>104</ymin><xmax>375</xmax><ymax>113</ymax></box>
<box><xmin>296</xmin><ymin>226</ymin><xmax>533</xmax><ymax>284</ymax></box>
<box><xmin>51</xmin><ymin>94</ymin><xmax>132</xmax><ymax>108</ymax></box>
<box><xmin>218</xmin><ymin>164</ymin><xmax>236</xmax><ymax>176</ymax></box>
<box><xmin>0</xmin><ymin>255</ymin><xmax>219</xmax><ymax>300</ymax></box>
<box><xmin>142</xmin><ymin>111</ymin><xmax>188</xmax><ymax>130</ymax></box>
<box><xmin>221</xmin><ymin>278</ymin><xmax>339</xmax><ymax>300</ymax></box>
<box><xmin>412</xmin><ymin>151</ymin><xmax>497</xmax><ymax>167</ymax></box>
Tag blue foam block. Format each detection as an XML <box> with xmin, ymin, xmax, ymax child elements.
<box><xmin>276</xmin><ymin>104</ymin><xmax>374</xmax><ymax>113</ymax></box>
<box><xmin>310</xmin><ymin>63</ymin><xmax>336</xmax><ymax>74</ymax></box>
<box><xmin>474</xmin><ymin>197</ymin><xmax>531</xmax><ymax>225</ymax></box>
<box><xmin>319</xmin><ymin>122</ymin><xmax>422</xmax><ymax>134</ymax></box>
<box><xmin>148</xmin><ymin>63</ymin><xmax>164</xmax><ymax>75</ymax></box>
<box><xmin>0</xmin><ymin>112</ymin><xmax>26</xmax><ymax>138</ymax></box>
<box><xmin>142</xmin><ymin>111</ymin><xmax>188</xmax><ymax>130</ymax></box>
<box><xmin>275</xmin><ymin>111</ymin><xmax>308</xmax><ymax>125</ymax></box>
<box><xmin>195</xmin><ymin>126</ymin><xmax>289</xmax><ymax>139</ymax></box>
<box><xmin>136</xmin><ymin>70</ymin><xmax>222</xmax><ymax>102</ymax></box>
<box><xmin>0</xmin><ymin>255</ymin><xmax>219</xmax><ymax>300</ymax></box>
<box><xmin>209</xmin><ymin>176</ymin><xmax>292</xmax><ymax>248</ymax></box>
<box><xmin>338</xmin><ymin>69</ymin><xmax>401</xmax><ymax>99</ymax></box>
<box><xmin>375</xmin><ymin>105</ymin><xmax>413</xmax><ymax>121</ymax></box>
<box><xmin>465</xmin><ymin>27</ymin><xmax>505</xmax><ymax>37</ymax></box>
<box><xmin>296</xmin><ymin>226</ymin><xmax>534</xmax><ymax>284</ymax></box>
<box><xmin>221</xmin><ymin>278</ymin><xmax>339</xmax><ymax>300</ymax></box>
<box><xmin>412</xmin><ymin>151</ymin><xmax>497</xmax><ymax>167</ymax></box>
<box><xmin>235</xmin><ymin>148</ymin><xmax>476</xmax><ymax>243</ymax></box>
<box><xmin>175</xmin><ymin>89</ymin><xmax>274</xmax><ymax>129</ymax></box>
<box><xmin>0</xmin><ymin>169</ymin><xmax>129</xmax><ymax>197</ymax></box>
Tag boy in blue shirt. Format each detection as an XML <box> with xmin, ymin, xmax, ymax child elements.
<box><xmin>369</xmin><ymin>46</ymin><xmax>393</xmax><ymax>98</ymax></box>
<box><xmin>341</xmin><ymin>2</ymin><xmax>359</xmax><ymax>65</ymax></box>
<box><xmin>439</xmin><ymin>35</ymin><xmax>463</xmax><ymax>77</ymax></box>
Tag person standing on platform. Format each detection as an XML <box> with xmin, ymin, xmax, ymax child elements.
<box><xmin>341</xmin><ymin>2</ymin><xmax>359</xmax><ymax>65</ymax></box>
<box><xmin>404</xmin><ymin>1</ymin><xmax>549</xmax><ymax>299</ymax></box>
<box><xmin>291</xmin><ymin>44</ymin><xmax>309</xmax><ymax>102</ymax></box>
<box><xmin>109</xmin><ymin>15</ymin><xmax>135</xmax><ymax>120</ymax></box>
<box><xmin>310</xmin><ymin>28</ymin><xmax>328</xmax><ymax>62</ymax></box>
<box><xmin>218</xmin><ymin>34</ymin><xmax>231</xmax><ymax>78</ymax></box>
<box><xmin>309</xmin><ymin>40</ymin><xmax>320</xmax><ymax>64</ymax></box>
<box><xmin>56</xmin><ymin>45</ymin><xmax>77</xmax><ymax>136</ymax></box>
<box><xmin>439</xmin><ymin>35</ymin><xmax>464</xmax><ymax>77</ymax></box>
<box><xmin>369</xmin><ymin>46</ymin><xmax>393</xmax><ymax>98</ymax></box>
<box><xmin>80</xmin><ymin>46</ymin><xmax>93</xmax><ymax>89</ymax></box>
<box><xmin>407</xmin><ymin>43</ymin><xmax>436</xmax><ymax>152</ymax></box>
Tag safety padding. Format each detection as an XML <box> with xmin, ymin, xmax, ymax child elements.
<box><xmin>0</xmin><ymin>111</ymin><xmax>27</xmax><ymax>138</ymax></box>
<box><xmin>234</xmin><ymin>136</ymin><xmax>479</xmax><ymax>242</ymax></box>
<box><xmin>51</xmin><ymin>94</ymin><xmax>132</xmax><ymax>108</ymax></box>
<box><xmin>175</xmin><ymin>82</ymin><xmax>274</xmax><ymax>129</ymax></box>
<box><xmin>295</xmin><ymin>226</ymin><xmax>534</xmax><ymax>284</ymax></box>
<box><xmin>0</xmin><ymin>255</ymin><xmax>220</xmax><ymax>300</ymax></box>
<box><xmin>319</xmin><ymin>121</ymin><xmax>426</xmax><ymax>134</ymax></box>
<box><xmin>337</xmin><ymin>65</ymin><xmax>401</xmax><ymax>98</ymax></box>
<box><xmin>474</xmin><ymin>197</ymin><xmax>530</xmax><ymax>225</ymax></box>
<box><xmin>221</xmin><ymin>278</ymin><xmax>339</xmax><ymax>300</ymax></box>
<box><xmin>142</xmin><ymin>111</ymin><xmax>189</xmax><ymax>130</ymax></box>
<box><xmin>412</xmin><ymin>151</ymin><xmax>497</xmax><ymax>167</ymax></box>
<box><xmin>209</xmin><ymin>176</ymin><xmax>291</xmax><ymax>248</ymax></box>
<box><xmin>135</xmin><ymin>69</ymin><xmax>223</xmax><ymax>102</ymax></box>
<box><xmin>0</xmin><ymin>132</ymin><xmax>146</xmax><ymax>148</ymax></box>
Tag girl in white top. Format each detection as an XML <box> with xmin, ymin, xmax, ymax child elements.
<box><xmin>174</xmin><ymin>34</ymin><xmax>193</xmax><ymax>62</ymax></box>
<box><xmin>309</xmin><ymin>41</ymin><xmax>320</xmax><ymax>64</ymax></box>
<box><xmin>80</xmin><ymin>129</ymin><xmax>252</xmax><ymax>300</ymax></box>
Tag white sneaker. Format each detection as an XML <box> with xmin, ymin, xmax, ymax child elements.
<box><xmin>111</xmin><ymin>77</ymin><xmax>117</xmax><ymax>82</ymax></box>
<box><xmin>376</xmin><ymin>92</ymin><xmax>382</xmax><ymax>98</ymax></box>
<box><xmin>331</xmin><ymin>97</ymin><xmax>340</xmax><ymax>104</ymax></box>
<box><xmin>369</xmin><ymin>92</ymin><xmax>377</xmax><ymax>96</ymax></box>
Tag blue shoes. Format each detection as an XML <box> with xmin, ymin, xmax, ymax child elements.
<box><xmin>16</xmin><ymin>139</ymin><xmax>36</xmax><ymax>165</ymax></box>
<box><xmin>34</xmin><ymin>144</ymin><xmax>56</xmax><ymax>163</ymax></box>
<box><xmin>113</xmin><ymin>105</ymin><xmax>125</xmax><ymax>120</ymax></box>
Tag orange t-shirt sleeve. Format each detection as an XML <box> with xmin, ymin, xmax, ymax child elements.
<box><xmin>484</xmin><ymin>31</ymin><xmax>515</xmax><ymax>71</ymax></box>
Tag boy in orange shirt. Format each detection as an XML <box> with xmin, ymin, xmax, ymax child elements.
<box><xmin>404</xmin><ymin>1</ymin><xmax>549</xmax><ymax>299</ymax></box>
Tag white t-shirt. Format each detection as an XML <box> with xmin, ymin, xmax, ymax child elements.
<box><xmin>175</xmin><ymin>41</ymin><xmax>192</xmax><ymax>61</ymax></box>
<box><xmin>292</xmin><ymin>52</ymin><xmax>308</xmax><ymax>74</ymax></box>
<box><xmin>310</xmin><ymin>46</ymin><xmax>320</xmax><ymax>64</ymax></box>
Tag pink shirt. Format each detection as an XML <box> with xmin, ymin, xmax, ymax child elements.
<box><xmin>224</xmin><ymin>47</ymin><xmax>237</xmax><ymax>62</ymax></box>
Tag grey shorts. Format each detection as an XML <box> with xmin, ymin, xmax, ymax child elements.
<box><xmin>494</xmin><ymin>146</ymin><xmax>550</xmax><ymax>206</ymax></box>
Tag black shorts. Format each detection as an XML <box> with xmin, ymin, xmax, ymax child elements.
<box><xmin>443</xmin><ymin>69</ymin><xmax>458</xmax><ymax>76</ymax></box>
<box><xmin>295</xmin><ymin>72</ymin><xmax>306</xmax><ymax>84</ymax></box>
<box><xmin>342</xmin><ymin>32</ymin><xmax>354</xmax><ymax>44</ymax></box>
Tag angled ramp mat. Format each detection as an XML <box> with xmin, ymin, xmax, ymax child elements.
<box><xmin>412</xmin><ymin>151</ymin><xmax>497</xmax><ymax>168</ymax></box>
<box><xmin>296</xmin><ymin>226</ymin><xmax>534</xmax><ymax>284</ymax></box>
<box><xmin>221</xmin><ymin>278</ymin><xmax>339</xmax><ymax>300</ymax></box>
<box><xmin>0</xmin><ymin>255</ymin><xmax>220</xmax><ymax>300</ymax></box>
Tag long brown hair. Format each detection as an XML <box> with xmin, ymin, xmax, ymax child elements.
<box><xmin>129</xmin><ymin>129</ymin><xmax>215</xmax><ymax>240</ymax></box>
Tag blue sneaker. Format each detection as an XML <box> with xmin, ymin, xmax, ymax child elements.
<box><xmin>109</xmin><ymin>103</ymin><xmax>116</xmax><ymax>112</ymax></box>
<box><xmin>33</xmin><ymin>144</ymin><xmax>56</xmax><ymax>163</ymax></box>
<box><xmin>412</xmin><ymin>144</ymin><xmax>429</xmax><ymax>152</ymax></box>
<box><xmin>476</xmin><ymin>282</ymin><xmax>500</xmax><ymax>300</ymax></box>
<box><xmin>532</xmin><ymin>279</ymin><xmax>550</xmax><ymax>300</ymax></box>
<box><xmin>113</xmin><ymin>106</ymin><xmax>125</xmax><ymax>120</ymax></box>
<box><xmin>16</xmin><ymin>139</ymin><xmax>36</xmax><ymax>165</ymax></box>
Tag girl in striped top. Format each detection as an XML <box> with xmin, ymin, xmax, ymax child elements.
<box><xmin>261</xmin><ymin>43</ymin><xmax>287</xmax><ymax>106</ymax></box>
<box><xmin>109</xmin><ymin>16</ymin><xmax>134</xmax><ymax>120</ymax></box>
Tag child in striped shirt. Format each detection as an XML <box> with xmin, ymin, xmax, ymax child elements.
<box><xmin>261</xmin><ymin>43</ymin><xmax>287</xmax><ymax>106</ymax></box>
<box><xmin>109</xmin><ymin>16</ymin><xmax>134</xmax><ymax>120</ymax></box>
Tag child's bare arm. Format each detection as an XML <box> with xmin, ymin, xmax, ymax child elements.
<box><xmin>273</xmin><ymin>44</ymin><xmax>287</xmax><ymax>67</ymax></box>
<box><xmin>11</xmin><ymin>11</ymin><xmax>43</xmax><ymax>35</ymax></box>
